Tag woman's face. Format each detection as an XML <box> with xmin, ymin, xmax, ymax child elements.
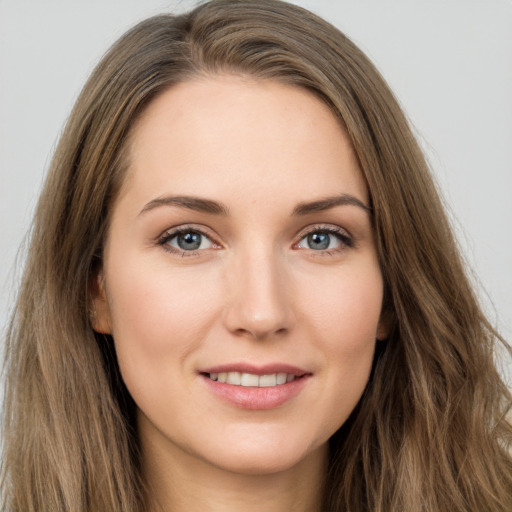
<box><xmin>93</xmin><ymin>76</ymin><xmax>386</xmax><ymax>476</ymax></box>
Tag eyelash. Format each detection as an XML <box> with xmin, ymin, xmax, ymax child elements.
<box><xmin>157</xmin><ymin>225</ymin><xmax>219</xmax><ymax>257</ymax></box>
<box><xmin>295</xmin><ymin>224</ymin><xmax>354</xmax><ymax>255</ymax></box>
<box><xmin>156</xmin><ymin>224</ymin><xmax>354</xmax><ymax>258</ymax></box>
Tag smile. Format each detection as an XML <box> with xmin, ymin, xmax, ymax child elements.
<box><xmin>208</xmin><ymin>372</ymin><xmax>296</xmax><ymax>387</ymax></box>
<box><xmin>200</xmin><ymin>364</ymin><xmax>310</xmax><ymax>409</ymax></box>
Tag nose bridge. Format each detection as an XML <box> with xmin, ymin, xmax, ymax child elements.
<box><xmin>224</xmin><ymin>241</ymin><xmax>294</xmax><ymax>339</ymax></box>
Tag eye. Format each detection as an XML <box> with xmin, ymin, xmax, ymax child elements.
<box><xmin>296</xmin><ymin>228</ymin><xmax>353</xmax><ymax>251</ymax></box>
<box><xmin>161</xmin><ymin>229</ymin><xmax>214</xmax><ymax>252</ymax></box>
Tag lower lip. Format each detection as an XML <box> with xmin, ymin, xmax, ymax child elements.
<box><xmin>201</xmin><ymin>375</ymin><xmax>309</xmax><ymax>410</ymax></box>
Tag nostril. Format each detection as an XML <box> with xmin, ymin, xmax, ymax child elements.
<box><xmin>231</xmin><ymin>325</ymin><xmax>289</xmax><ymax>340</ymax></box>
<box><xmin>222</xmin><ymin>274</ymin><xmax>296</xmax><ymax>339</ymax></box>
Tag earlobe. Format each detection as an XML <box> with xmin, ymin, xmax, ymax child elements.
<box><xmin>90</xmin><ymin>271</ymin><xmax>112</xmax><ymax>334</ymax></box>
<box><xmin>376</xmin><ymin>325</ymin><xmax>388</xmax><ymax>341</ymax></box>
<box><xmin>376</xmin><ymin>310</ymin><xmax>392</xmax><ymax>341</ymax></box>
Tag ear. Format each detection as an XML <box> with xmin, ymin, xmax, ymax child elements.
<box><xmin>376</xmin><ymin>308</ymin><xmax>392</xmax><ymax>341</ymax></box>
<box><xmin>90</xmin><ymin>270</ymin><xmax>112</xmax><ymax>334</ymax></box>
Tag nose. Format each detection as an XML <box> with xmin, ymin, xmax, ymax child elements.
<box><xmin>223</xmin><ymin>246</ymin><xmax>296</xmax><ymax>340</ymax></box>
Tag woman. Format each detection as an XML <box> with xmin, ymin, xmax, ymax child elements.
<box><xmin>2</xmin><ymin>0</ymin><xmax>511</xmax><ymax>510</ymax></box>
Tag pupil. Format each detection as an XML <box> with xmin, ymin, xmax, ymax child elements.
<box><xmin>308</xmin><ymin>232</ymin><xmax>329</xmax><ymax>250</ymax></box>
<box><xmin>178</xmin><ymin>232</ymin><xmax>201</xmax><ymax>250</ymax></box>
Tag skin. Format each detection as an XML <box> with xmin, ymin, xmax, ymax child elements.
<box><xmin>92</xmin><ymin>76</ymin><xmax>387</xmax><ymax>512</ymax></box>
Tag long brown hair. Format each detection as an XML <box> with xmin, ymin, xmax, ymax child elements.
<box><xmin>2</xmin><ymin>1</ymin><xmax>511</xmax><ymax>510</ymax></box>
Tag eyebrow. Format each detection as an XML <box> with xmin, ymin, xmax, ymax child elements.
<box><xmin>292</xmin><ymin>194</ymin><xmax>372</xmax><ymax>216</ymax></box>
<box><xmin>139</xmin><ymin>193</ymin><xmax>371</xmax><ymax>217</ymax></box>
<box><xmin>139</xmin><ymin>195</ymin><xmax>229</xmax><ymax>216</ymax></box>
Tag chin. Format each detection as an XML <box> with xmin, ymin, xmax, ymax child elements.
<box><xmin>200</xmin><ymin>431</ymin><xmax>327</xmax><ymax>476</ymax></box>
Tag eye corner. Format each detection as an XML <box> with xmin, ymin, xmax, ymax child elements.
<box><xmin>156</xmin><ymin>224</ymin><xmax>222</xmax><ymax>257</ymax></box>
<box><xmin>294</xmin><ymin>224</ymin><xmax>355</xmax><ymax>254</ymax></box>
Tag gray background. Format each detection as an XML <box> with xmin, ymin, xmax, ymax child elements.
<box><xmin>1</xmin><ymin>0</ymin><xmax>511</xmax><ymax>384</ymax></box>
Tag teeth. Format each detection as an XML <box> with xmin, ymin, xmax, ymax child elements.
<box><xmin>209</xmin><ymin>372</ymin><xmax>297</xmax><ymax>387</ymax></box>
<box><xmin>276</xmin><ymin>373</ymin><xmax>287</xmax><ymax>385</ymax></box>
<box><xmin>259</xmin><ymin>374</ymin><xmax>277</xmax><ymax>387</ymax></box>
<box><xmin>226</xmin><ymin>371</ymin><xmax>241</xmax><ymax>385</ymax></box>
<box><xmin>240</xmin><ymin>373</ymin><xmax>259</xmax><ymax>386</ymax></box>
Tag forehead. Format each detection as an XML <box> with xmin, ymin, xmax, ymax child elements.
<box><xmin>118</xmin><ymin>76</ymin><xmax>367</xmax><ymax>215</ymax></box>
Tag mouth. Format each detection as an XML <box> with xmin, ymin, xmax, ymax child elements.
<box><xmin>205</xmin><ymin>371</ymin><xmax>298</xmax><ymax>387</ymax></box>
<box><xmin>199</xmin><ymin>364</ymin><xmax>311</xmax><ymax>409</ymax></box>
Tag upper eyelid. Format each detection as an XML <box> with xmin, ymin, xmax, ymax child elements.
<box><xmin>158</xmin><ymin>224</ymin><xmax>218</xmax><ymax>242</ymax></box>
<box><xmin>156</xmin><ymin>226</ymin><xmax>220</xmax><ymax>257</ymax></box>
<box><xmin>156</xmin><ymin>223</ymin><xmax>353</xmax><ymax>248</ymax></box>
<box><xmin>294</xmin><ymin>223</ymin><xmax>352</xmax><ymax>239</ymax></box>
<box><xmin>294</xmin><ymin>224</ymin><xmax>355</xmax><ymax>252</ymax></box>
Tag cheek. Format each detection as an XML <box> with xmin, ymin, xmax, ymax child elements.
<box><xmin>297</xmin><ymin>262</ymin><xmax>382</xmax><ymax>421</ymax></box>
<box><xmin>300</xmin><ymin>261</ymin><xmax>384</xmax><ymax>347</ymax></box>
<box><xmin>105</xmin><ymin>254</ymin><xmax>222</xmax><ymax>373</ymax></box>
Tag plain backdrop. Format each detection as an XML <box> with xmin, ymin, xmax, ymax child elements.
<box><xmin>1</xmin><ymin>0</ymin><xmax>511</xmax><ymax>384</ymax></box>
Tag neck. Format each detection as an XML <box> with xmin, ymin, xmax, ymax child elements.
<box><xmin>142</xmin><ymin>433</ymin><xmax>327</xmax><ymax>512</ymax></box>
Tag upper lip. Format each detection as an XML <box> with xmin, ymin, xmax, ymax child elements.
<box><xmin>200</xmin><ymin>363</ymin><xmax>310</xmax><ymax>377</ymax></box>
